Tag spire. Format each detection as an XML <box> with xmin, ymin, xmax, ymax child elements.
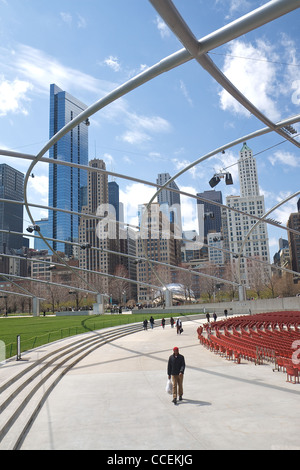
<box><xmin>240</xmin><ymin>142</ymin><xmax>252</xmax><ymax>153</ymax></box>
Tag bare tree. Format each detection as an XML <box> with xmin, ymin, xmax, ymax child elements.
<box><xmin>109</xmin><ymin>265</ymin><xmax>131</xmax><ymax>306</ymax></box>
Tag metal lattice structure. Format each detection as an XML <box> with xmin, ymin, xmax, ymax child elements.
<box><xmin>0</xmin><ymin>0</ymin><xmax>300</xmax><ymax>309</ymax></box>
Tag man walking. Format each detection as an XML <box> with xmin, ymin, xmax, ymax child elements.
<box><xmin>167</xmin><ymin>347</ymin><xmax>185</xmax><ymax>405</ymax></box>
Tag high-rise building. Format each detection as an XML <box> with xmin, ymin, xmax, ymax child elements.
<box><xmin>34</xmin><ymin>218</ymin><xmax>50</xmax><ymax>252</ymax></box>
<box><xmin>108</xmin><ymin>181</ymin><xmax>120</xmax><ymax>222</ymax></box>
<box><xmin>197</xmin><ymin>190</ymin><xmax>223</xmax><ymax>242</ymax></box>
<box><xmin>0</xmin><ymin>164</ymin><xmax>24</xmax><ymax>253</ymax></box>
<box><xmin>273</xmin><ymin>238</ymin><xmax>290</xmax><ymax>279</ymax></box>
<box><xmin>79</xmin><ymin>159</ymin><xmax>109</xmax><ymax>293</ymax></box>
<box><xmin>136</xmin><ymin>202</ymin><xmax>181</xmax><ymax>303</ymax></box>
<box><xmin>226</xmin><ymin>143</ymin><xmax>270</xmax><ymax>287</ymax></box>
<box><xmin>287</xmin><ymin>199</ymin><xmax>300</xmax><ymax>283</ymax></box>
<box><xmin>79</xmin><ymin>159</ymin><xmax>121</xmax><ymax>294</ymax></box>
<box><xmin>238</xmin><ymin>143</ymin><xmax>260</xmax><ymax>197</ymax></box>
<box><xmin>156</xmin><ymin>173</ymin><xmax>181</xmax><ymax>230</ymax></box>
<box><xmin>48</xmin><ymin>84</ymin><xmax>88</xmax><ymax>255</ymax></box>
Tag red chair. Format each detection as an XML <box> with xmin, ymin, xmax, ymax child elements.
<box><xmin>286</xmin><ymin>366</ymin><xmax>299</xmax><ymax>384</ymax></box>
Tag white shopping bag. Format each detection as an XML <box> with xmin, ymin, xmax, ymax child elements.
<box><xmin>166</xmin><ymin>378</ymin><xmax>172</xmax><ymax>394</ymax></box>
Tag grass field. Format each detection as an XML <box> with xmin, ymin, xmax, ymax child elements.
<box><xmin>0</xmin><ymin>312</ymin><xmax>180</xmax><ymax>359</ymax></box>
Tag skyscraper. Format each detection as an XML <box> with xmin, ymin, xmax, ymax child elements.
<box><xmin>48</xmin><ymin>84</ymin><xmax>88</xmax><ymax>255</ymax></box>
<box><xmin>108</xmin><ymin>181</ymin><xmax>120</xmax><ymax>222</ymax></box>
<box><xmin>136</xmin><ymin>202</ymin><xmax>181</xmax><ymax>302</ymax></box>
<box><xmin>197</xmin><ymin>189</ymin><xmax>223</xmax><ymax>242</ymax></box>
<box><xmin>0</xmin><ymin>164</ymin><xmax>24</xmax><ymax>253</ymax></box>
<box><xmin>79</xmin><ymin>159</ymin><xmax>109</xmax><ymax>292</ymax></box>
<box><xmin>287</xmin><ymin>199</ymin><xmax>300</xmax><ymax>282</ymax></box>
<box><xmin>156</xmin><ymin>173</ymin><xmax>181</xmax><ymax>229</ymax></box>
<box><xmin>79</xmin><ymin>158</ymin><xmax>122</xmax><ymax>294</ymax></box>
<box><xmin>226</xmin><ymin>143</ymin><xmax>270</xmax><ymax>287</ymax></box>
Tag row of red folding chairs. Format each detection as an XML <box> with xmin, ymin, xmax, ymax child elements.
<box><xmin>208</xmin><ymin>311</ymin><xmax>300</xmax><ymax>333</ymax></box>
<box><xmin>200</xmin><ymin>332</ymin><xmax>300</xmax><ymax>383</ymax></box>
<box><xmin>204</xmin><ymin>334</ymin><xmax>257</xmax><ymax>364</ymax></box>
<box><xmin>197</xmin><ymin>319</ymin><xmax>300</xmax><ymax>382</ymax></box>
<box><xmin>219</xmin><ymin>328</ymin><xmax>295</xmax><ymax>360</ymax></box>
<box><xmin>275</xmin><ymin>357</ymin><xmax>300</xmax><ymax>384</ymax></box>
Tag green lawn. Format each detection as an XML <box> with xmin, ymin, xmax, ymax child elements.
<box><xmin>0</xmin><ymin>312</ymin><xmax>180</xmax><ymax>359</ymax></box>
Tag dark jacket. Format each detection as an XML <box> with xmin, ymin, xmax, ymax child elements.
<box><xmin>168</xmin><ymin>353</ymin><xmax>185</xmax><ymax>376</ymax></box>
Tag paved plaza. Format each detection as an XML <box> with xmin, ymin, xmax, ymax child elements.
<box><xmin>18</xmin><ymin>317</ymin><xmax>300</xmax><ymax>450</ymax></box>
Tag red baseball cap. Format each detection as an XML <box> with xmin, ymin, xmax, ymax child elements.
<box><xmin>173</xmin><ymin>347</ymin><xmax>179</xmax><ymax>351</ymax></box>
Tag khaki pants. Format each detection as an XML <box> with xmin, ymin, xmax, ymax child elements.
<box><xmin>172</xmin><ymin>374</ymin><xmax>183</xmax><ymax>399</ymax></box>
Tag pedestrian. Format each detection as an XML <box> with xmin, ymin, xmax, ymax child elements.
<box><xmin>176</xmin><ymin>318</ymin><xmax>182</xmax><ymax>334</ymax></box>
<box><xmin>206</xmin><ymin>312</ymin><xmax>210</xmax><ymax>323</ymax></box>
<box><xmin>213</xmin><ymin>312</ymin><xmax>217</xmax><ymax>322</ymax></box>
<box><xmin>161</xmin><ymin>318</ymin><xmax>165</xmax><ymax>329</ymax></box>
<box><xmin>149</xmin><ymin>316</ymin><xmax>155</xmax><ymax>329</ymax></box>
<box><xmin>143</xmin><ymin>319</ymin><xmax>148</xmax><ymax>330</ymax></box>
<box><xmin>224</xmin><ymin>309</ymin><xmax>228</xmax><ymax>319</ymax></box>
<box><xmin>167</xmin><ymin>347</ymin><xmax>185</xmax><ymax>405</ymax></box>
<box><xmin>170</xmin><ymin>317</ymin><xmax>175</xmax><ymax>328</ymax></box>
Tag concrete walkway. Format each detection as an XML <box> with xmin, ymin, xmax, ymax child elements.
<box><xmin>19</xmin><ymin>317</ymin><xmax>300</xmax><ymax>450</ymax></box>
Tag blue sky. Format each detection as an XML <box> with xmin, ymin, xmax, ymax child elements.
<box><xmin>0</xmin><ymin>0</ymin><xmax>299</xmax><ymax>259</ymax></box>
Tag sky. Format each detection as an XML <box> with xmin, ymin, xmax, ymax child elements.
<box><xmin>0</xmin><ymin>0</ymin><xmax>299</xmax><ymax>260</ymax></box>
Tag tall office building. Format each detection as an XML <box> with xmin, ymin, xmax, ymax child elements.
<box><xmin>136</xmin><ymin>202</ymin><xmax>181</xmax><ymax>302</ymax></box>
<box><xmin>197</xmin><ymin>190</ymin><xmax>223</xmax><ymax>242</ymax></box>
<box><xmin>108</xmin><ymin>181</ymin><xmax>120</xmax><ymax>222</ymax></box>
<box><xmin>156</xmin><ymin>173</ymin><xmax>182</xmax><ymax>230</ymax></box>
<box><xmin>226</xmin><ymin>143</ymin><xmax>270</xmax><ymax>287</ymax></box>
<box><xmin>0</xmin><ymin>164</ymin><xmax>24</xmax><ymax>253</ymax></box>
<box><xmin>287</xmin><ymin>199</ymin><xmax>300</xmax><ymax>282</ymax></box>
<box><xmin>79</xmin><ymin>159</ymin><xmax>108</xmax><ymax>291</ymax></box>
<box><xmin>48</xmin><ymin>84</ymin><xmax>88</xmax><ymax>255</ymax></box>
<box><xmin>79</xmin><ymin>159</ymin><xmax>121</xmax><ymax>294</ymax></box>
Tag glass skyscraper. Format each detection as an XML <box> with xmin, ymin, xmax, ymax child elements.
<box><xmin>0</xmin><ymin>164</ymin><xmax>24</xmax><ymax>253</ymax></box>
<box><xmin>48</xmin><ymin>84</ymin><xmax>88</xmax><ymax>255</ymax></box>
<box><xmin>197</xmin><ymin>189</ymin><xmax>223</xmax><ymax>242</ymax></box>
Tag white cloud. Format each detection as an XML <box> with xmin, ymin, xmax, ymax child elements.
<box><xmin>269</xmin><ymin>150</ymin><xmax>300</xmax><ymax>168</ymax></box>
<box><xmin>171</xmin><ymin>156</ymin><xmax>210</xmax><ymax>181</ymax></box>
<box><xmin>119</xmin><ymin>182</ymin><xmax>199</xmax><ymax>233</ymax></box>
<box><xmin>60</xmin><ymin>12</ymin><xmax>72</xmax><ymax>26</ymax></box>
<box><xmin>103</xmin><ymin>56</ymin><xmax>121</xmax><ymax>72</ymax></box>
<box><xmin>154</xmin><ymin>15</ymin><xmax>171</xmax><ymax>38</ymax></box>
<box><xmin>273</xmin><ymin>194</ymin><xmax>299</xmax><ymax>226</ymax></box>
<box><xmin>121</xmin><ymin>129</ymin><xmax>151</xmax><ymax>145</ymax></box>
<box><xmin>120</xmin><ymin>183</ymin><xmax>157</xmax><ymax>228</ymax></box>
<box><xmin>215</xmin><ymin>0</ymin><xmax>251</xmax><ymax>19</ymax></box>
<box><xmin>172</xmin><ymin>158</ymin><xmax>197</xmax><ymax>179</ymax></box>
<box><xmin>0</xmin><ymin>76</ymin><xmax>32</xmax><ymax>116</ymax></box>
<box><xmin>179</xmin><ymin>80</ymin><xmax>193</xmax><ymax>107</ymax></box>
<box><xmin>278</xmin><ymin>34</ymin><xmax>300</xmax><ymax>106</ymax></box>
<box><xmin>0</xmin><ymin>44</ymin><xmax>172</xmax><ymax>148</ymax></box>
<box><xmin>102</xmin><ymin>152</ymin><xmax>115</xmax><ymax>168</ymax></box>
<box><xmin>179</xmin><ymin>185</ymin><xmax>198</xmax><ymax>232</ymax></box>
<box><xmin>77</xmin><ymin>14</ymin><xmax>87</xmax><ymax>29</ymax></box>
<box><xmin>120</xmin><ymin>112</ymin><xmax>172</xmax><ymax>145</ymax></box>
<box><xmin>60</xmin><ymin>12</ymin><xmax>87</xmax><ymax>29</ymax></box>
<box><xmin>28</xmin><ymin>174</ymin><xmax>48</xmax><ymax>201</ymax></box>
<box><xmin>9</xmin><ymin>44</ymin><xmax>111</xmax><ymax>97</ymax></box>
<box><xmin>219</xmin><ymin>39</ymin><xmax>281</xmax><ymax>121</ymax></box>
